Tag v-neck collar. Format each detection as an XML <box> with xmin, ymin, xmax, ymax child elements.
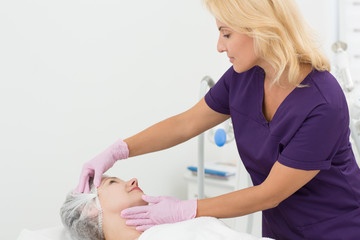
<box><xmin>256</xmin><ymin>66</ymin><xmax>314</xmax><ymax>127</ymax></box>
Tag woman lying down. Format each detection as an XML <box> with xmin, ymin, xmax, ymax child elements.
<box><xmin>60</xmin><ymin>176</ymin><xmax>272</xmax><ymax>240</ymax></box>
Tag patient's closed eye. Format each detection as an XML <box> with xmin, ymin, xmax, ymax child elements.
<box><xmin>106</xmin><ymin>177</ymin><xmax>119</xmax><ymax>185</ymax></box>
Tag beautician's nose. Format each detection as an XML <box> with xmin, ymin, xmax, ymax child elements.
<box><xmin>217</xmin><ymin>36</ymin><xmax>226</xmax><ymax>53</ymax></box>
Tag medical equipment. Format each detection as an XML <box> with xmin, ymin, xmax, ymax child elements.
<box><xmin>332</xmin><ymin>0</ymin><xmax>360</xmax><ymax>160</ymax></box>
<box><xmin>332</xmin><ymin>43</ymin><xmax>360</xmax><ymax>160</ymax></box>
<box><xmin>332</xmin><ymin>41</ymin><xmax>360</xmax><ymax>155</ymax></box>
<box><xmin>197</xmin><ymin>76</ymin><xmax>255</xmax><ymax>234</ymax></box>
<box><xmin>336</xmin><ymin>0</ymin><xmax>360</xmax><ymax>83</ymax></box>
<box><xmin>208</xmin><ymin>120</ymin><xmax>234</xmax><ymax>147</ymax></box>
<box><xmin>332</xmin><ymin>41</ymin><xmax>354</xmax><ymax>91</ymax></box>
<box><xmin>197</xmin><ymin>76</ymin><xmax>215</xmax><ymax>200</ymax></box>
<box><xmin>198</xmin><ymin>76</ymin><xmax>237</xmax><ymax>199</ymax></box>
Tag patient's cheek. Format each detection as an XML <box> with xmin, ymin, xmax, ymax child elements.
<box><xmin>109</xmin><ymin>198</ymin><xmax>142</xmax><ymax>212</ymax></box>
<box><xmin>99</xmin><ymin>195</ymin><xmax>123</xmax><ymax>213</ymax></box>
<box><xmin>100</xmin><ymin>190</ymin><xmax>148</xmax><ymax>213</ymax></box>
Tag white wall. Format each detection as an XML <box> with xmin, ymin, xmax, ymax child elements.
<box><xmin>296</xmin><ymin>0</ymin><xmax>337</xmax><ymax>63</ymax></box>
<box><xmin>0</xmin><ymin>0</ymin><xmax>337</xmax><ymax>239</ymax></box>
<box><xmin>0</xmin><ymin>1</ymin><xmax>230</xmax><ymax>239</ymax></box>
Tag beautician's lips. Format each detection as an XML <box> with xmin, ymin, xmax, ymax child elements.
<box><xmin>130</xmin><ymin>187</ymin><xmax>143</xmax><ymax>192</ymax></box>
<box><xmin>229</xmin><ymin>57</ymin><xmax>234</xmax><ymax>63</ymax></box>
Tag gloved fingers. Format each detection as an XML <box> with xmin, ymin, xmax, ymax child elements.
<box><xmin>93</xmin><ymin>168</ymin><xmax>104</xmax><ymax>187</ymax></box>
<box><xmin>123</xmin><ymin>212</ymin><xmax>150</xmax><ymax>220</ymax></box>
<box><xmin>83</xmin><ymin>174</ymin><xmax>91</xmax><ymax>194</ymax></box>
<box><xmin>82</xmin><ymin>169</ymin><xmax>94</xmax><ymax>194</ymax></box>
<box><xmin>142</xmin><ymin>195</ymin><xmax>162</xmax><ymax>204</ymax></box>
<box><xmin>121</xmin><ymin>206</ymin><xmax>149</xmax><ymax>217</ymax></box>
<box><xmin>136</xmin><ymin>225</ymin><xmax>154</xmax><ymax>232</ymax></box>
<box><xmin>75</xmin><ymin>168</ymin><xmax>93</xmax><ymax>194</ymax></box>
<box><xmin>126</xmin><ymin>218</ymin><xmax>154</xmax><ymax>226</ymax></box>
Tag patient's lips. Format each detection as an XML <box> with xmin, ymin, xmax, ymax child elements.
<box><xmin>130</xmin><ymin>187</ymin><xmax>143</xmax><ymax>192</ymax></box>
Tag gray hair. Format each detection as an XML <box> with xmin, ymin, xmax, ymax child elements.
<box><xmin>60</xmin><ymin>180</ymin><xmax>104</xmax><ymax>240</ymax></box>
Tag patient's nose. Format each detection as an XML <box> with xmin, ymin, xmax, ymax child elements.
<box><xmin>127</xmin><ymin>178</ymin><xmax>138</xmax><ymax>188</ymax></box>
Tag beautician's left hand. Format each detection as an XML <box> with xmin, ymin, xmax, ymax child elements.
<box><xmin>121</xmin><ymin>195</ymin><xmax>197</xmax><ymax>231</ymax></box>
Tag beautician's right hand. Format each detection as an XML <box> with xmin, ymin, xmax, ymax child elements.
<box><xmin>122</xmin><ymin>195</ymin><xmax>197</xmax><ymax>231</ymax></box>
<box><xmin>74</xmin><ymin>139</ymin><xmax>129</xmax><ymax>194</ymax></box>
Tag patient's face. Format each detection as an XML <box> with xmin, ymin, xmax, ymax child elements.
<box><xmin>97</xmin><ymin>177</ymin><xmax>147</xmax><ymax>213</ymax></box>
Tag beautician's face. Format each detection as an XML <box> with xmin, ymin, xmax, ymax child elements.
<box><xmin>216</xmin><ymin>19</ymin><xmax>258</xmax><ymax>73</ymax></box>
<box><xmin>98</xmin><ymin>177</ymin><xmax>147</xmax><ymax>213</ymax></box>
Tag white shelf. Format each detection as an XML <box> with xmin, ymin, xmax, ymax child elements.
<box><xmin>183</xmin><ymin>171</ymin><xmax>236</xmax><ymax>190</ymax></box>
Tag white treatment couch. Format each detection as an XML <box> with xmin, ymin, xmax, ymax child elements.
<box><xmin>17</xmin><ymin>226</ymin><xmax>72</xmax><ymax>240</ymax></box>
<box><xmin>17</xmin><ymin>217</ymin><xmax>272</xmax><ymax>240</ymax></box>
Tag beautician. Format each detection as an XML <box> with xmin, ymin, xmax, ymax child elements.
<box><xmin>74</xmin><ymin>0</ymin><xmax>360</xmax><ymax>239</ymax></box>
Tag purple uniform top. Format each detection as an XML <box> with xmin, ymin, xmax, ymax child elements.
<box><xmin>205</xmin><ymin>66</ymin><xmax>360</xmax><ymax>239</ymax></box>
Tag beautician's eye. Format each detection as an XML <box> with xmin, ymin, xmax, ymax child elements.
<box><xmin>109</xmin><ymin>180</ymin><xmax>117</xmax><ymax>184</ymax></box>
<box><xmin>223</xmin><ymin>34</ymin><xmax>231</xmax><ymax>38</ymax></box>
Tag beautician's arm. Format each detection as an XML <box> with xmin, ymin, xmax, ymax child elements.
<box><xmin>75</xmin><ymin>98</ymin><xmax>228</xmax><ymax>193</ymax></box>
<box><xmin>124</xmin><ymin>98</ymin><xmax>229</xmax><ymax>157</ymax></box>
<box><xmin>196</xmin><ymin>161</ymin><xmax>319</xmax><ymax>218</ymax></box>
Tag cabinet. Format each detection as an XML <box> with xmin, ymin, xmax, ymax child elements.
<box><xmin>184</xmin><ymin>171</ymin><xmax>239</xmax><ymax>229</ymax></box>
<box><xmin>184</xmin><ymin>171</ymin><xmax>236</xmax><ymax>199</ymax></box>
<box><xmin>184</xmin><ymin>170</ymin><xmax>262</xmax><ymax>237</ymax></box>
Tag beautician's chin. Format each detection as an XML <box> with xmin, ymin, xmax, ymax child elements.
<box><xmin>232</xmin><ymin>64</ymin><xmax>253</xmax><ymax>74</ymax></box>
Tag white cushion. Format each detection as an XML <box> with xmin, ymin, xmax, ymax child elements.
<box><xmin>17</xmin><ymin>226</ymin><xmax>72</xmax><ymax>240</ymax></box>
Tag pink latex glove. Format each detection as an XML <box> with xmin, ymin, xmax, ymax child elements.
<box><xmin>74</xmin><ymin>139</ymin><xmax>129</xmax><ymax>193</ymax></box>
<box><xmin>121</xmin><ymin>195</ymin><xmax>197</xmax><ymax>231</ymax></box>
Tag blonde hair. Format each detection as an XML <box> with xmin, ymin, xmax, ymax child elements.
<box><xmin>202</xmin><ymin>0</ymin><xmax>330</xmax><ymax>87</ymax></box>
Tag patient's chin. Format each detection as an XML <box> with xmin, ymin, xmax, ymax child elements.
<box><xmin>139</xmin><ymin>199</ymin><xmax>148</xmax><ymax>206</ymax></box>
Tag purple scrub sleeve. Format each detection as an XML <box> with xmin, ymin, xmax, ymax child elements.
<box><xmin>278</xmin><ymin>103</ymin><xmax>347</xmax><ymax>170</ymax></box>
<box><xmin>204</xmin><ymin>65</ymin><xmax>360</xmax><ymax>239</ymax></box>
<box><xmin>204</xmin><ymin>67</ymin><xmax>232</xmax><ymax>115</ymax></box>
